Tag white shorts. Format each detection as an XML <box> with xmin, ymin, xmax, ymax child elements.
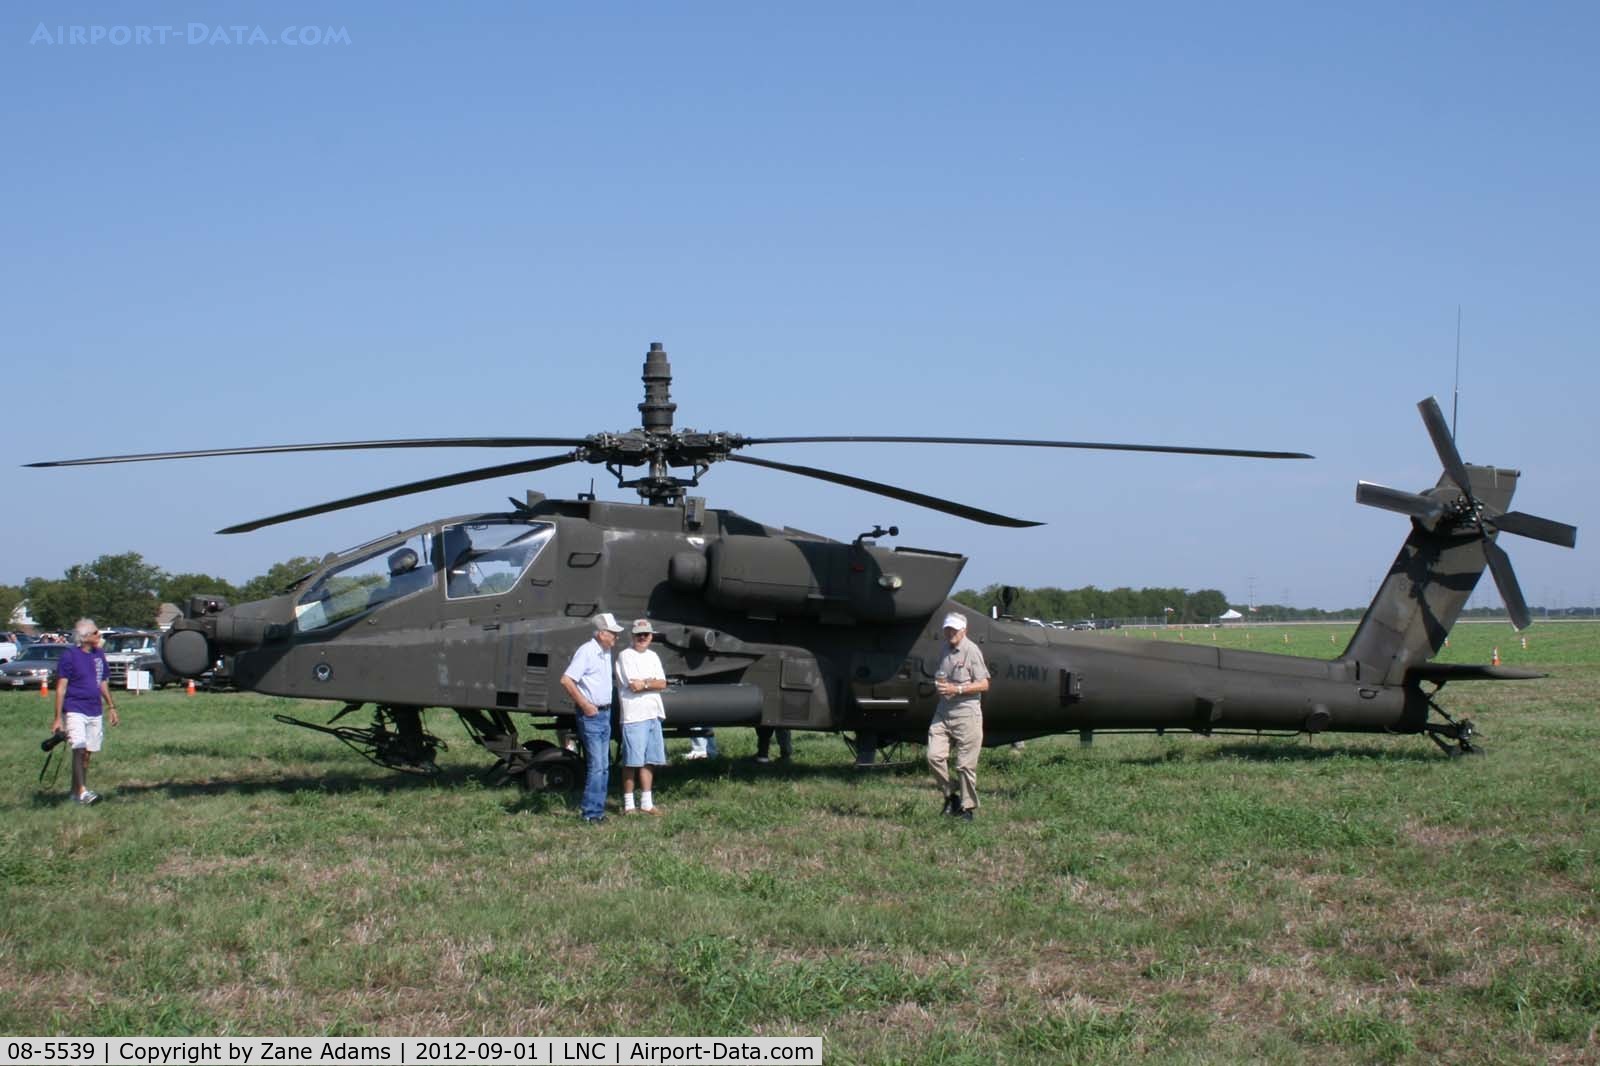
<box><xmin>65</xmin><ymin>712</ymin><xmax>104</xmax><ymax>753</ymax></box>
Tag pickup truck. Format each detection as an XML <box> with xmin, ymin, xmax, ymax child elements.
<box><xmin>0</xmin><ymin>631</ymin><xmax>33</xmax><ymax>663</ymax></box>
<box><xmin>102</xmin><ymin>629</ymin><xmax>162</xmax><ymax>687</ymax></box>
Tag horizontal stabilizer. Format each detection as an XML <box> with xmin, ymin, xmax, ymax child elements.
<box><xmin>1407</xmin><ymin>663</ymin><xmax>1547</xmax><ymax>683</ymax></box>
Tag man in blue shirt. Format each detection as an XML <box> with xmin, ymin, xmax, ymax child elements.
<box><xmin>559</xmin><ymin>612</ymin><xmax>624</xmax><ymax>823</ymax></box>
<box><xmin>51</xmin><ymin>619</ymin><xmax>119</xmax><ymax>806</ymax></box>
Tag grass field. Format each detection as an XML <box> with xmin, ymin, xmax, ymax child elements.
<box><xmin>3</xmin><ymin>622</ymin><xmax>1597</xmax><ymax>1063</ymax></box>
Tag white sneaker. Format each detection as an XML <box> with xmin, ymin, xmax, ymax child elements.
<box><xmin>683</xmin><ymin>751</ymin><xmax>707</xmax><ymax>760</ymax></box>
<box><xmin>77</xmin><ymin>790</ymin><xmax>100</xmax><ymax>805</ymax></box>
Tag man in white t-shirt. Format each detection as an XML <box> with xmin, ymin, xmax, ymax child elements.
<box><xmin>615</xmin><ymin>617</ymin><xmax>670</xmax><ymax>814</ymax></box>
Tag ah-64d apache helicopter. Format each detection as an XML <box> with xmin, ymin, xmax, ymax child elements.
<box><xmin>31</xmin><ymin>343</ymin><xmax>1577</xmax><ymax>788</ymax></box>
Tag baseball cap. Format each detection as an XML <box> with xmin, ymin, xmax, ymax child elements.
<box><xmin>941</xmin><ymin>612</ymin><xmax>968</xmax><ymax>631</ymax></box>
<box><xmin>631</xmin><ymin>618</ymin><xmax>655</xmax><ymax>635</ymax></box>
<box><xmin>592</xmin><ymin>612</ymin><xmax>624</xmax><ymax>633</ymax></box>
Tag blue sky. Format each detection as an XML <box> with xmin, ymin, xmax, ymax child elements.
<box><xmin>5</xmin><ymin>2</ymin><xmax>1595</xmax><ymax>609</ymax></box>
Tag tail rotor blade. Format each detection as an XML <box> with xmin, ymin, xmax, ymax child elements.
<box><xmin>1356</xmin><ymin>481</ymin><xmax>1444</xmax><ymax>521</ymax></box>
<box><xmin>1483</xmin><ymin>538</ymin><xmax>1532</xmax><ymax>631</ymax></box>
<box><xmin>1491</xmin><ymin>510</ymin><xmax>1578</xmax><ymax>549</ymax></box>
<box><xmin>1418</xmin><ymin>397</ymin><xmax>1474</xmax><ymax>495</ymax></box>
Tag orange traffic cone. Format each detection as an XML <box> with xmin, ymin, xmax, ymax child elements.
<box><xmin>39</xmin><ymin>679</ymin><xmax>48</xmax><ymax>697</ymax></box>
<box><xmin>186</xmin><ymin>678</ymin><xmax>197</xmax><ymax>696</ymax></box>
<box><xmin>1492</xmin><ymin>647</ymin><xmax>1501</xmax><ymax>666</ymax></box>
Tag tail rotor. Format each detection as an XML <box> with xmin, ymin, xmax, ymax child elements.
<box><xmin>1355</xmin><ymin>397</ymin><xmax>1577</xmax><ymax>631</ymax></box>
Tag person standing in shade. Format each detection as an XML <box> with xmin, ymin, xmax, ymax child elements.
<box><xmin>559</xmin><ymin>612</ymin><xmax>624</xmax><ymax>823</ymax></box>
<box><xmin>685</xmin><ymin>729</ymin><xmax>717</xmax><ymax>760</ymax></box>
<box><xmin>754</xmin><ymin>725</ymin><xmax>792</xmax><ymax>764</ymax></box>
<box><xmin>929</xmin><ymin>611</ymin><xmax>989</xmax><ymax>820</ymax></box>
<box><xmin>52</xmin><ymin>619</ymin><xmax>118</xmax><ymax>806</ymax></box>
<box><xmin>615</xmin><ymin>618</ymin><xmax>670</xmax><ymax>815</ymax></box>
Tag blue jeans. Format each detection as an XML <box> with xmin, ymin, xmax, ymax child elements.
<box><xmin>577</xmin><ymin>709</ymin><xmax>611</xmax><ymax>819</ymax></box>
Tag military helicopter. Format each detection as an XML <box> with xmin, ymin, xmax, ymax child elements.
<box><xmin>30</xmin><ymin>343</ymin><xmax>1577</xmax><ymax>788</ymax></box>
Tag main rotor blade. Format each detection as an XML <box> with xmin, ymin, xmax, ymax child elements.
<box><xmin>28</xmin><ymin>437</ymin><xmax>589</xmax><ymax>468</ymax></box>
<box><xmin>1491</xmin><ymin>510</ymin><xmax>1579</xmax><ymax>549</ymax></box>
<box><xmin>1417</xmin><ymin>397</ymin><xmax>1473</xmax><ymax>495</ymax></box>
<box><xmin>1356</xmin><ymin>481</ymin><xmax>1445</xmax><ymax>521</ymax></box>
<box><xmin>1483</xmin><ymin>538</ymin><xmax>1532</xmax><ymax>631</ymax></box>
<box><xmin>740</xmin><ymin>435</ymin><xmax>1312</xmax><ymax>461</ymax></box>
<box><xmin>218</xmin><ymin>452</ymin><xmax>580</xmax><ymax>534</ymax></box>
<box><xmin>726</xmin><ymin>454</ymin><xmax>1042</xmax><ymax>528</ymax></box>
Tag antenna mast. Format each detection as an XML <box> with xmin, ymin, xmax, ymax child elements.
<box><xmin>1451</xmin><ymin>306</ymin><xmax>1462</xmax><ymax>440</ymax></box>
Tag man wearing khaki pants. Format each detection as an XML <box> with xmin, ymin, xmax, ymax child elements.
<box><xmin>929</xmin><ymin>611</ymin><xmax>989</xmax><ymax>821</ymax></box>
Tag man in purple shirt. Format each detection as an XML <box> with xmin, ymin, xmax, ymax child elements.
<box><xmin>51</xmin><ymin>618</ymin><xmax>119</xmax><ymax>805</ymax></box>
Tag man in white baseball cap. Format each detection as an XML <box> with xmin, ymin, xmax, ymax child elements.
<box><xmin>559</xmin><ymin>612</ymin><xmax>625</xmax><ymax>823</ymax></box>
<box><xmin>930</xmin><ymin>611</ymin><xmax>989</xmax><ymax>820</ymax></box>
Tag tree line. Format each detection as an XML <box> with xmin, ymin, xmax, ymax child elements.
<box><xmin>1</xmin><ymin>552</ymin><xmax>322</xmax><ymax>631</ymax></box>
<box><xmin>953</xmin><ymin>584</ymin><xmax>1231</xmax><ymax>624</ymax></box>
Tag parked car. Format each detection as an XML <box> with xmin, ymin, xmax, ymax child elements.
<box><xmin>0</xmin><ymin>643</ymin><xmax>67</xmax><ymax>689</ymax></box>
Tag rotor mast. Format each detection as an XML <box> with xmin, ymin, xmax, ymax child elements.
<box><xmin>630</xmin><ymin>341</ymin><xmax>692</xmax><ymax>507</ymax></box>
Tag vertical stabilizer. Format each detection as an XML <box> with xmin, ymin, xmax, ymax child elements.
<box><xmin>1342</xmin><ymin>465</ymin><xmax>1517</xmax><ymax>684</ymax></box>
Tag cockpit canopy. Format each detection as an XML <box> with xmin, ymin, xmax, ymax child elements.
<box><xmin>294</xmin><ymin>518</ymin><xmax>555</xmax><ymax>633</ymax></box>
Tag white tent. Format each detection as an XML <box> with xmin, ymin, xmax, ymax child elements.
<box><xmin>1217</xmin><ymin>609</ymin><xmax>1243</xmax><ymax>621</ymax></box>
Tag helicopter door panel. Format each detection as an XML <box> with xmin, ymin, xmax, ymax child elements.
<box><xmin>489</xmin><ymin>623</ymin><xmax>519</xmax><ymax>707</ymax></box>
<box><xmin>557</xmin><ymin>516</ymin><xmax>604</xmax><ymax>613</ymax></box>
<box><xmin>432</xmin><ymin>617</ymin><xmax>508</xmax><ymax>706</ymax></box>
<box><xmin>849</xmin><ymin>652</ymin><xmax>921</xmax><ymax>711</ymax></box>
<box><xmin>523</xmin><ymin>651</ymin><xmax>550</xmax><ymax>707</ymax></box>
<box><xmin>778</xmin><ymin>655</ymin><xmax>824</xmax><ymax>726</ymax></box>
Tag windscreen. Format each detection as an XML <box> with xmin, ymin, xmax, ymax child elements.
<box><xmin>441</xmin><ymin>520</ymin><xmax>556</xmax><ymax>600</ymax></box>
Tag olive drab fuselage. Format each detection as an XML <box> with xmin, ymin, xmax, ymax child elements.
<box><xmin>169</xmin><ymin>490</ymin><xmax>1473</xmax><ymax>753</ymax></box>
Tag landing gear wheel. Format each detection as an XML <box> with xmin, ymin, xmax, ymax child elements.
<box><xmin>523</xmin><ymin>747</ymin><xmax>584</xmax><ymax>793</ymax></box>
